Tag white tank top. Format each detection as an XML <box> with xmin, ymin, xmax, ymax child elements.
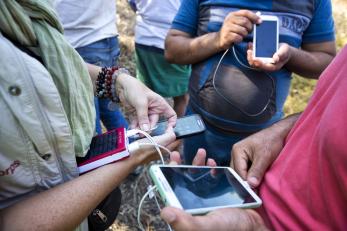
<box><xmin>134</xmin><ymin>0</ymin><xmax>181</xmax><ymax>49</ymax></box>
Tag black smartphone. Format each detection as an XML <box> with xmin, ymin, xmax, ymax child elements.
<box><xmin>151</xmin><ymin>114</ymin><xmax>206</xmax><ymax>139</ymax></box>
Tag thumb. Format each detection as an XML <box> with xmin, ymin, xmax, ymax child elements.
<box><xmin>169</xmin><ymin>151</ymin><xmax>182</xmax><ymax>165</ymax></box>
<box><xmin>135</xmin><ymin>102</ymin><xmax>150</xmax><ymax>131</ymax></box>
<box><xmin>161</xmin><ymin>207</ymin><xmax>199</xmax><ymax>231</ymax></box>
<box><xmin>151</xmin><ymin>126</ymin><xmax>176</xmax><ymax>147</ymax></box>
<box><xmin>246</xmin><ymin>157</ymin><xmax>268</xmax><ymax>188</ymax></box>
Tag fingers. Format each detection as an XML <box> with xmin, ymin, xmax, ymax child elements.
<box><xmin>248</xmin><ymin>42</ymin><xmax>292</xmax><ymax>72</ymax></box>
<box><xmin>192</xmin><ymin>148</ymin><xmax>207</xmax><ymax>166</ymax></box>
<box><xmin>161</xmin><ymin>207</ymin><xmax>198</xmax><ymax>231</ymax></box>
<box><xmin>151</xmin><ymin>126</ymin><xmax>176</xmax><ymax>147</ymax></box>
<box><xmin>231</xmin><ymin>144</ymin><xmax>250</xmax><ymax>181</ymax></box>
<box><xmin>233</xmin><ymin>10</ymin><xmax>261</xmax><ymax>24</ymax></box>
<box><xmin>154</xmin><ymin>93</ymin><xmax>177</xmax><ymax>128</ymax></box>
<box><xmin>133</xmin><ymin>99</ymin><xmax>150</xmax><ymax>131</ymax></box>
<box><xmin>219</xmin><ymin>10</ymin><xmax>260</xmax><ymax>49</ymax></box>
<box><xmin>148</xmin><ymin>114</ymin><xmax>159</xmax><ymax>130</ymax></box>
<box><xmin>163</xmin><ymin>104</ymin><xmax>177</xmax><ymax>128</ymax></box>
<box><xmin>161</xmin><ymin>207</ymin><xmax>244</xmax><ymax>231</ymax></box>
<box><xmin>272</xmin><ymin>43</ymin><xmax>291</xmax><ymax>63</ymax></box>
<box><xmin>169</xmin><ymin>151</ymin><xmax>182</xmax><ymax>165</ymax></box>
<box><xmin>246</xmin><ymin>156</ymin><xmax>269</xmax><ymax>188</ymax></box>
<box><xmin>206</xmin><ymin>158</ymin><xmax>217</xmax><ymax>167</ymax></box>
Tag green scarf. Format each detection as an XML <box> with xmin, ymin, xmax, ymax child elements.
<box><xmin>0</xmin><ymin>0</ymin><xmax>95</xmax><ymax>156</ymax></box>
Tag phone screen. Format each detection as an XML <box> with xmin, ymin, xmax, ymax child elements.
<box><xmin>159</xmin><ymin>166</ymin><xmax>256</xmax><ymax>210</ymax></box>
<box><xmin>150</xmin><ymin>114</ymin><xmax>205</xmax><ymax>139</ymax></box>
<box><xmin>255</xmin><ymin>20</ymin><xmax>278</xmax><ymax>58</ymax></box>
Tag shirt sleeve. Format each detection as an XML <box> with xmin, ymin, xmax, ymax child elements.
<box><xmin>302</xmin><ymin>0</ymin><xmax>335</xmax><ymax>43</ymax></box>
<box><xmin>171</xmin><ymin>0</ymin><xmax>200</xmax><ymax>36</ymax></box>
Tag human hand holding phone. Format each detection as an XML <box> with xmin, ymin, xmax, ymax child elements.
<box><xmin>247</xmin><ymin>42</ymin><xmax>292</xmax><ymax>72</ymax></box>
<box><xmin>116</xmin><ymin>73</ymin><xmax>177</xmax><ymax>131</ymax></box>
<box><xmin>158</xmin><ymin>150</ymin><xmax>264</xmax><ymax>230</ymax></box>
<box><xmin>217</xmin><ymin>10</ymin><xmax>261</xmax><ymax>50</ymax></box>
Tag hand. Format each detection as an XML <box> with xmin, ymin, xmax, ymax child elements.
<box><xmin>230</xmin><ymin>116</ymin><xmax>297</xmax><ymax>188</ymax></box>
<box><xmin>161</xmin><ymin>206</ymin><xmax>267</xmax><ymax>231</ymax></box>
<box><xmin>169</xmin><ymin>148</ymin><xmax>217</xmax><ymax>166</ymax></box>
<box><xmin>247</xmin><ymin>42</ymin><xmax>292</xmax><ymax>72</ymax></box>
<box><xmin>116</xmin><ymin>73</ymin><xmax>177</xmax><ymax>131</ymax></box>
<box><xmin>217</xmin><ymin>10</ymin><xmax>261</xmax><ymax>50</ymax></box>
<box><xmin>164</xmin><ymin>151</ymin><xmax>266</xmax><ymax>230</ymax></box>
<box><xmin>129</xmin><ymin>126</ymin><xmax>176</xmax><ymax>166</ymax></box>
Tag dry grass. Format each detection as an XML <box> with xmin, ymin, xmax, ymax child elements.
<box><xmin>284</xmin><ymin>0</ymin><xmax>347</xmax><ymax>114</ymax></box>
<box><xmin>111</xmin><ymin>0</ymin><xmax>347</xmax><ymax>230</ymax></box>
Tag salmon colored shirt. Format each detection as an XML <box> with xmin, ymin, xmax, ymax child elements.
<box><xmin>259</xmin><ymin>46</ymin><xmax>347</xmax><ymax>230</ymax></box>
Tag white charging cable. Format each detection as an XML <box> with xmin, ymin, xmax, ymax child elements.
<box><xmin>137</xmin><ymin>185</ymin><xmax>157</xmax><ymax>231</ymax></box>
<box><xmin>127</xmin><ymin>129</ymin><xmax>173</xmax><ymax>231</ymax></box>
<box><xmin>127</xmin><ymin>129</ymin><xmax>166</xmax><ymax>164</ymax></box>
<box><xmin>137</xmin><ymin>185</ymin><xmax>173</xmax><ymax>231</ymax></box>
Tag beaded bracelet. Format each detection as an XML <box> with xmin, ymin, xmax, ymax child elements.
<box><xmin>95</xmin><ymin>67</ymin><xmax>129</xmax><ymax>110</ymax></box>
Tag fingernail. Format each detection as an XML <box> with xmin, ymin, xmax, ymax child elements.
<box><xmin>162</xmin><ymin>210</ymin><xmax>176</xmax><ymax>223</ymax></box>
<box><xmin>141</xmin><ymin>123</ymin><xmax>150</xmax><ymax>131</ymax></box>
<box><xmin>248</xmin><ymin>177</ymin><xmax>259</xmax><ymax>186</ymax></box>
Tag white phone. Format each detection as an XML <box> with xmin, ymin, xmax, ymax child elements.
<box><xmin>149</xmin><ymin>165</ymin><xmax>262</xmax><ymax>215</ymax></box>
<box><xmin>253</xmin><ymin>15</ymin><xmax>279</xmax><ymax>63</ymax></box>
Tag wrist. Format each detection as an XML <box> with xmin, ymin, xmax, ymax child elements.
<box><xmin>214</xmin><ymin>31</ymin><xmax>228</xmax><ymax>52</ymax></box>
<box><xmin>270</xmin><ymin>113</ymin><xmax>300</xmax><ymax>140</ymax></box>
<box><xmin>245</xmin><ymin>210</ymin><xmax>269</xmax><ymax>231</ymax></box>
<box><xmin>284</xmin><ymin>44</ymin><xmax>295</xmax><ymax>67</ymax></box>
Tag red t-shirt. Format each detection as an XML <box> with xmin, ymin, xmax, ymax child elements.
<box><xmin>259</xmin><ymin>46</ymin><xmax>347</xmax><ymax>230</ymax></box>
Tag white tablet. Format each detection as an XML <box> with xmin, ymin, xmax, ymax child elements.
<box><xmin>150</xmin><ymin>165</ymin><xmax>262</xmax><ymax>215</ymax></box>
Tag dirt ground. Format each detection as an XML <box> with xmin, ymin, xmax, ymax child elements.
<box><xmin>110</xmin><ymin>0</ymin><xmax>347</xmax><ymax>230</ymax></box>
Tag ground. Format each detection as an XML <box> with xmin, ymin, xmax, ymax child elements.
<box><xmin>110</xmin><ymin>0</ymin><xmax>347</xmax><ymax>230</ymax></box>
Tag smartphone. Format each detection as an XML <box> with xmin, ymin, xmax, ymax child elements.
<box><xmin>253</xmin><ymin>15</ymin><xmax>279</xmax><ymax>63</ymax></box>
<box><xmin>150</xmin><ymin>114</ymin><xmax>206</xmax><ymax>139</ymax></box>
<box><xmin>150</xmin><ymin>165</ymin><xmax>262</xmax><ymax>215</ymax></box>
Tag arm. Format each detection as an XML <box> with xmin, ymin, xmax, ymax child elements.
<box><xmin>0</xmin><ymin>130</ymin><xmax>175</xmax><ymax>231</ymax></box>
<box><xmin>231</xmin><ymin>113</ymin><xmax>300</xmax><ymax>188</ymax></box>
<box><xmin>86</xmin><ymin>63</ymin><xmax>177</xmax><ymax>131</ymax></box>
<box><xmin>86</xmin><ymin>63</ymin><xmax>100</xmax><ymax>92</ymax></box>
<box><xmin>285</xmin><ymin>41</ymin><xmax>336</xmax><ymax>79</ymax></box>
<box><xmin>0</xmin><ymin>159</ymin><xmax>135</xmax><ymax>231</ymax></box>
<box><xmin>165</xmin><ymin>10</ymin><xmax>261</xmax><ymax>64</ymax></box>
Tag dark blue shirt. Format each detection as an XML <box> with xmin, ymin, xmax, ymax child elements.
<box><xmin>171</xmin><ymin>0</ymin><xmax>335</xmax><ymax>132</ymax></box>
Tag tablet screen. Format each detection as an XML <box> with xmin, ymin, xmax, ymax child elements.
<box><xmin>159</xmin><ymin>166</ymin><xmax>256</xmax><ymax>210</ymax></box>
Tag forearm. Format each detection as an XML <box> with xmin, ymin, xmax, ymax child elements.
<box><xmin>271</xmin><ymin>113</ymin><xmax>301</xmax><ymax>140</ymax></box>
<box><xmin>86</xmin><ymin>63</ymin><xmax>102</xmax><ymax>93</ymax></box>
<box><xmin>165</xmin><ymin>30</ymin><xmax>222</xmax><ymax>64</ymax></box>
<box><xmin>0</xmin><ymin>158</ymin><xmax>137</xmax><ymax>231</ymax></box>
<box><xmin>286</xmin><ymin>42</ymin><xmax>336</xmax><ymax>79</ymax></box>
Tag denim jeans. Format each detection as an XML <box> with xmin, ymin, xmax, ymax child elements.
<box><xmin>183</xmin><ymin>105</ymin><xmax>249</xmax><ymax>166</ymax></box>
<box><xmin>76</xmin><ymin>37</ymin><xmax>128</xmax><ymax>134</ymax></box>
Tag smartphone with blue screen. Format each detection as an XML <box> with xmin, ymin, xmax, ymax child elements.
<box><xmin>253</xmin><ymin>15</ymin><xmax>279</xmax><ymax>63</ymax></box>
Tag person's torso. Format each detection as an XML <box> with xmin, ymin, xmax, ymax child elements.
<box><xmin>135</xmin><ymin>0</ymin><xmax>182</xmax><ymax>49</ymax></box>
<box><xmin>54</xmin><ymin>0</ymin><xmax>117</xmax><ymax>48</ymax></box>
<box><xmin>183</xmin><ymin>0</ymin><xmax>321</xmax><ymax>132</ymax></box>
<box><xmin>259</xmin><ymin>46</ymin><xmax>347</xmax><ymax>230</ymax></box>
<box><xmin>0</xmin><ymin>35</ymin><xmax>79</xmax><ymax>209</ymax></box>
